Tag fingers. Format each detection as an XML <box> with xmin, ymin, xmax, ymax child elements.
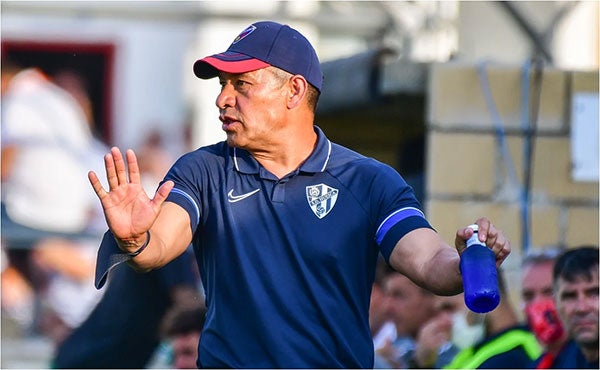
<box><xmin>88</xmin><ymin>170</ymin><xmax>107</xmax><ymax>199</ymax></box>
<box><xmin>474</xmin><ymin>217</ymin><xmax>492</xmax><ymax>243</ymax></box>
<box><xmin>455</xmin><ymin>217</ymin><xmax>511</xmax><ymax>265</ymax></box>
<box><xmin>104</xmin><ymin>147</ymin><xmax>142</xmax><ymax>190</ymax></box>
<box><xmin>472</xmin><ymin>217</ymin><xmax>511</xmax><ymax>266</ymax></box>
<box><xmin>112</xmin><ymin>147</ymin><xmax>128</xmax><ymax>186</ymax></box>
<box><xmin>152</xmin><ymin>180</ymin><xmax>175</xmax><ymax>207</ymax></box>
<box><xmin>495</xmin><ymin>236</ymin><xmax>511</xmax><ymax>267</ymax></box>
<box><xmin>454</xmin><ymin>227</ymin><xmax>473</xmax><ymax>254</ymax></box>
<box><xmin>126</xmin><ymin>149</ymin><xmax>141</xmax><ymax>184</ymax></box>
<box><xmin>105</xmin><ymin>150</ymin><xmax>118</xmax><ymax>190</ymax></box>
<box><xmin>475</xmin><ymin>217</ymin><xmax>502</xmax><ymax>250</ymax></box>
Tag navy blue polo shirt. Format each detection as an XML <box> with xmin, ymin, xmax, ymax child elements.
<box><xmin>162</xmin><ymin>126</ymin><xmax>432</xmax><ymax>368</ymax></box>
<box><xmin>94</xmin><ymin>126</ymin><xmax>432</xmax><ymax>368</ymax></box>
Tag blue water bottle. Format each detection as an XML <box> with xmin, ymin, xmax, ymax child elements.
<box><xmin>460</xmin><ymin>224</ymin><xmax>500</xmax><ymax>313</ymax></box>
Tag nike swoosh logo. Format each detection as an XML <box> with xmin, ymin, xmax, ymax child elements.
<box><xmin>227</xmin><ymin>188</ymin><xmax>260</xmax><ymax>203</ymax></box>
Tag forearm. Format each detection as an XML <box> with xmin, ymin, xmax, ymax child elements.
<box><xmin>388</xmin><ymin>228</ymin><xmax>463</xmax><ymax>295</ymax></box>
<box><xmin>420</xmin><ymin>247</ymin><xmax>463</xmax><ymax>295</ymax></box>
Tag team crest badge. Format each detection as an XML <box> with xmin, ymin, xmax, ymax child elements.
<box><xmin>232</xmin><ymin>25</ymin><xmax>256</xmax><ymax>44</ymax></box>
<box><xmin>306</xmin><ymin>184</ymin><xmax>339</xmax><ymax>219</ymax></box>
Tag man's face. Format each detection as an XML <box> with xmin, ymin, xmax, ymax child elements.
<box><xmin>172</xmin><ymin>331</ymin><xmax>201</xmax><ymax>369</ymax></box>
<box><xmin>522</xmin><ymin>260</ymin><xmax>567</xmax><ymax>346</ymax></box>
<box><xmin>370</xmin><ymin>283</ymin><xmax>392</xmax><ymax>328</ymax></box>
<box><xmin>216</xmin><ymin>67</ymin><xmax>289</xmax><ymax>150</ymax></box>
<box><xmin>555</xmin><ymin>269</ymin><xmax>599</xmax><ymax>346</ymax></box>
<box><xmin>384</xmin><ymin>274</ymin><xmax>435</xmax><ymax>338</ymax></box>
<box><xmin>521</xmin><ymin>260</ymin><xmax>554</xmax><ymax>306</ymax></box>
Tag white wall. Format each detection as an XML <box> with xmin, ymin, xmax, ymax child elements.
<box><xmin>554</xmin><ymin>1</ymin><xmax>599</xmax><ymax>71</ymax></box>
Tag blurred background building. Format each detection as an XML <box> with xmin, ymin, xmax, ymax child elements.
<box><xmin>1</xmin><ymin>1</ymin><xmax>598</xmax><ymax>368</ymax></box>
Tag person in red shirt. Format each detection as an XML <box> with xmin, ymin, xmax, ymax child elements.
<box><xmin>521</xmin><ymin>248</ymin><xmax>569</xmax><ymax>368</ymax></box>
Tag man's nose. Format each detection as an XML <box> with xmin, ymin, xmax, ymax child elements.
<box><xmin>216</xmin><ymin>84</ymin><xmax>235</xmax><ymax>109</ymax></box>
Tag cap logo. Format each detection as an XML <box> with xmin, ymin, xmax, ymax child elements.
<box><xmin>232</xmin><ymin>25</ymin><xmax>257</xmax><ymax>45</ymax></box>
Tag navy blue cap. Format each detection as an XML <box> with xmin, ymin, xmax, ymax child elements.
<box><xmin>193</xmin><ymin>21</ymin><xmax>323</xmax><ymax>92</ymax></box>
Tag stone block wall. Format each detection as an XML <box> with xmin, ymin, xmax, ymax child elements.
<box><xmin>425</xmin><ymin>62</ymin><xmax>599</xmax><ymax>305</ymax></box>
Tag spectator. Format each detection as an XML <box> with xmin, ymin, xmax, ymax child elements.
<box><xmin>51</xmin><ymin>68</ymin><xmax>110</xmax><ymax>235</ymax></box>
<box><xmin>445</xmin><ymin>269</ymin><xmax>542</xmax><ymax>368</ymax></box>
<box><xmin>447</xmin><ymin>294</ymin><xmax>486</xmax><ymax>352</ymax></box>
<box><xmin>52</xmin><ymin>69</ymin><xmax>95</xmax><ymax>128</ymax></box>
<box><xmin>1</xmin><ymin>61</ymin><xmax>101</xmax><ymax>238</ymax></box>
<box><xmin>0</xmin><ymin>250</ymin><xmax>35</xmax><ymax>332</ymax></box>
<box><xmin>520</xmin><ymin>247</ymin><xmax>569</xmax><ymax>368</ymax></box>
<box><xmin>545</xmin><ymin>246</ymin><xmax>599</xmax><ymax>368</ymax></box>
<box><xmin>158</xmin><ymin>302</ymin><xmax>207</xmax><ymax>369</ymax></box>
<box><xmin>412</xmin><ymin>293</ymin><xmax>466</xmax><ymax>368</ymax></box>
<box><xmin>1</xmin><ymin>60</ymin><xmax>107</xmax><ymax>342</ymax></box>
<box><xmin>371</xmin><ymin>256</ymin><xmax>397</xmax><ymax>351</ymax></box>
<box><xmin>371</xmin><ymin>256</ymin><xmax>397</xmax><ymax>368</ymax></box>
<box><xmin>376</xmin><ymin>272</ymin><xmax>442</xmax><ymax>368</ymax></box>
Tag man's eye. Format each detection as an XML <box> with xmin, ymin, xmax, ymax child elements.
<box><xmin>560</xmin><ymin>292</ymin><xmax>576</xmax><ymax>302</ymax></box>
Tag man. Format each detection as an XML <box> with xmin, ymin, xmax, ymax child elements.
<box><xmin>376</xmin><ymin>272</ymin><xmax>459</xmax><ymax>368</ymax></box>
<box><xmin>522</xmin><ymin>249</ymin><xmax>562</xmax><ymax>305</ymax></box>
<box><xmin>1</xmin><ymin>59</ymin><xmax>107</xmax><ymax>340</ymax></box>
<box><xmin>547</xmin><ymin>246</ymin><xmax>599</xmax><ymax>368</ymax></box>
<box><xmin>89</xmin><ymin>20</ymin><xmax>511</xmax><ymax>368</ymax></box>
<box><xmin>1</xmin><ymin>61</ymin><xmax>104</xmax><ymax>240</ymax></box>
<box><xmin>413</xmin><ymin>293</ymin><xmax>468</xmax><ymax>368</ymax></box>
<box><xmin>159</xmin><ymin>301</ymin><xmax>207</xmax><ymax>369</ymax></box>
<box><xmin>520</xmin><ymin>248</ymin><xmax>569</xmax><ymax>368</ymax></box>
<box><xmin>370</xmin><ymin>256</ymin><xmax>396</xmax><ymax>353</ymax></box>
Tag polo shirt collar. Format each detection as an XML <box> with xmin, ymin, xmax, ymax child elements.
<box><xmin>232</xmin><ymin>125</ymin><xmax>332</xmax><ymax>175</ymax></box>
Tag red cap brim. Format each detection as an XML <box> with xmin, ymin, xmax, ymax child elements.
<box><xmin>193</xmin><ymin>56</ymin><xmax>270</xmax><ymax>79</ymax></box>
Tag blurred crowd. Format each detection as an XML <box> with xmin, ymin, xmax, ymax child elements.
<box><xmin>1</xmin><ymin>59</ymin><xmax>204</xmax><ymax>369</ymax></box>
<box><xmin>1</xmin><ymin>58</ymin><xmax>598</xmax><ymax>369</ymax></box>
<box><xmin>370</xmin><ymin>246</ymin><xmax>598</xmax><ymax>369</ymax></box>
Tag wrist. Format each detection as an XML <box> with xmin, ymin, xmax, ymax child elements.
<box><xmin>128</xmin><ymin>230</ymin><xmax>151</xmax><ymax>257</ymax></box>
<box><xmin>117</xmin><ymin>231</ymin><xmax>151</xmax><ymax>257</ymax></box>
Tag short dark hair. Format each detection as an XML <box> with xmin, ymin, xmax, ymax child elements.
<box><xmin>268</xmin><ymin>66</ymin><xmax>320</xmax><ymax>112</ymax></box>
<box><xmin>553</xmin><ymin>246</ymin><xmax>599</xmax><ymax>286</ymax></box>
<box><xmin>305</xmin><ymin>84</ymin><xmax>320</xmax><ymax>112</ymax></box>
<box><xmin>161</xmin><ymin>304</ymin><xmax>207</xmax><ymax>338</ymax></box>
<box><xmin>521</xmin><ymin>246</ymin><xmax>565</xmax><ymax>267</ymax></box>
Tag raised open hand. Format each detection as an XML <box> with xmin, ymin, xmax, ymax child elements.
<box><xmin>88</xmin><ymin>147</ymin><xmax>174</xmax><ymax>247</ymax></box>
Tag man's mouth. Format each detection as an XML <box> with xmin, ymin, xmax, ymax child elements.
<box><xmin>220</xmin><ymin>116</ymin><xmax>238</xmax><ymax>131</ymax></box>
<box><xmin>572</xmin><ymin>317</ymin><xmax>598</xmax><ymax>332</ymax></box>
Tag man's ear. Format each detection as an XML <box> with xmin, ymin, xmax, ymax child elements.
<box><xmin>287</xmin><ymin>75</ymin><xmax>308</xmax><ymax>109</ymax></box>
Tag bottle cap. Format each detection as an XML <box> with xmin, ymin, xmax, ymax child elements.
<box><xmin>466</xmin><ymin>224</ymin><xmax>481</xmax><ymax>248</ymax></box>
